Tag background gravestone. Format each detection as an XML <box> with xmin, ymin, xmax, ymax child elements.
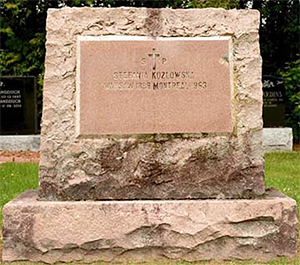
<box><xmin>262</xmin><ymin>76</ymin><xmax>293</xmax><ymax>151</ymax></box>
<box><xmin>263</xmin><ymin>76</ymin><xmax>285</xmax><ymax>127</ymax></box>
<box><xmin>0</xmin><ymin>76</ymin><xmax>37</xmax><ymax>135</ymax></box>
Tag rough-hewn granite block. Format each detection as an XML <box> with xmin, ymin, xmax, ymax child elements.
<box><xmin>2</xmin><ymin>189</ymin><xmax>298</xmax><ymax>263</ymax></box>
<box><xmin>39</xmin><ymin>8</ymin><xmax>264</xmax><ymax>200</ymax></box>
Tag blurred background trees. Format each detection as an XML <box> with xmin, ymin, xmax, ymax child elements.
<box><xmin>0</xmin><ymin>0</ymin><xmax>299</xmax><ymax>140</ymax></box>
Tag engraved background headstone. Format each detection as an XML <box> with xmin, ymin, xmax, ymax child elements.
<box><xmin>263</xmin><ymin>76</ymin><xmax>286</xmax><ymax>127</ymax></box>
<box><xmin>0</xmin><ymin>76</ymin><xmax>37</xmax><ymax>135</ymax></box>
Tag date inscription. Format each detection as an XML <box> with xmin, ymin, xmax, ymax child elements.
<box><xmin>0</xmin><ymin>90</ymin><xmax>22</xmax><ymax>108</ymax></box>
<box><xmin>105</xmin><ymin>70</ymin><xmax>207</xmax><ymax>90</ymax></box>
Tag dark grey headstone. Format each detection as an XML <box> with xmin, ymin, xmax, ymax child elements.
<box><xmin>263</xmin><ymin>76</ymin><xmax>285</xmax><ymax>127</ymax></box>
<box><xmin>0</xmin><ymin>76</ymin><xmax>37</xmax><ymax>135</ymax></box>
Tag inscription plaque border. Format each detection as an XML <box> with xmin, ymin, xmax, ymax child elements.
<box><xmin>76</xmin><ymin>35</ymin><xmax>233</xmax><ymax>137</ymax></box>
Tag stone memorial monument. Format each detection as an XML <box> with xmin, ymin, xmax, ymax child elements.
<box><xmin>2</xmin><ymin>7</ymin><xmax>298</xmax><ymax>263</ymax></box>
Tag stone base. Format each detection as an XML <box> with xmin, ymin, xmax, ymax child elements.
<box><xmin>263</xmin><ymin>128</ymin><xmax>293</xmax><ymax>151</ymax></box>
<box><xmin>0</xmin><ymin>135</ymin><xmax>40</xmax><ymax>151</ymax></box>
<box><xmin>2</xmin><ymin>189</ymin><xmax>298</xmax><ymax>263</ymax></box>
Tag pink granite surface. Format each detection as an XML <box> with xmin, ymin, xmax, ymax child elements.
<box><xmin>79</xmin><ymin>37</ymin><xmax>232</xmax><ymax>135</ymax></box>
<box><xmin>2</xmin><ymin>189</ymin><xmax>298</xmax><ymax>263</ymax></box>
<box><xmin>40</xmin><ymin>8</ymin><xmax>264</xmax><ymax>200</ymax></box>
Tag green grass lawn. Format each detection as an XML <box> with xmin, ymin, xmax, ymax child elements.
<box><xmin>0</xmin><ymin>151</ymin><xmax>299</xmax><ymax>265</ymax></box>
<box><xmin>0</xmin><ymin>162</ymin><xmax>39</xmax><ymax>225</ymax></box>
<box><xmin>265</xmin><ymin>152</ymin><xmax>300</xmax><ymax>218</ymax></box>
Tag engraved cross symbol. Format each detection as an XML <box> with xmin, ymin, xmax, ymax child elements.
<box><xmin>148</xmin><ymin>48</ymin><xmax>160</xmax><ymax>70</ymax></box>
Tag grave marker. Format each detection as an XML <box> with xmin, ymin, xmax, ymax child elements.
<box><xmin>263</xmin><ymin>76</ymin><xmax>286</xmax><ymax>127</ymax></box>
<box><xmin>0</xmin><ymin>76</ymin><xmax>37</xmax><ymax>135</ymax></box>
<box><xmin>2</xmin><ymin>7</ymin><xmax>298</xmax><ymax>263</ymax></box>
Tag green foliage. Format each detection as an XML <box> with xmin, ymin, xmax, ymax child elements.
<box><xmin>245</xmin><ymin>0</ymin><xmax>299</xmax><ymax>140</ymax></box>
<box><xmin>280</xmin><ymin>59</ymin><xmax>300</xmax><ymax>141</ymax></box>
<box><xmin>257</xmin><ymin>0</ymin><xmax>300</xmax><ymax>76</ymax></box>
<box><xmin>97</xmin><ymin>0</ymin><xmax>187</xmax><ymax>8</ymax></box>
<box><xmin>0</xmin><ymin>1</ymin><xmax>44</xmax><ymax>76</ymax></box>
<box><xmin>190</xmin><ymin>0</ymin><xmax>240</xmax><ymax>9</ymax></box>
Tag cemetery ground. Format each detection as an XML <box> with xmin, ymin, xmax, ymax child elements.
<box><xmin>0</xmin><ymin>151</ymin><xmax>299</xmax><ymax>265</ymax></box>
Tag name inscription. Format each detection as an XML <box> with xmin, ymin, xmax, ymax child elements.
<box><xmin>0</xmin><ymin>79</ymin><xmax>22</xmax><ymax>109</ymax></box>
<box><xmin>104</xmin><ymin>47</ymin><xmax>207</xmax><ymax>90</ymax></box>
<box><xmin>106</xmin><ymin>70</ymin><xmax>206</xmax><ymax>90</ymax></box>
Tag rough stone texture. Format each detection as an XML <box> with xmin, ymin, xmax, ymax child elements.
<box><xmin>2</xmin><ymin>189</ymin><xmax>298</xmax><ymax>263</ymax></box>
<box><xmin>263</xmin><ymin>128</ymin><xmax>293</xmax><ymax>151</ymax></box>
<box><xmin>0</xmin><ymin>135</ymin><xmax>40</xmax><ymax>151</ymax></box>
<box><xmin>40</xmin><ymin>7</ymin><xmax>264</xmax><ymax>200</ymax></box>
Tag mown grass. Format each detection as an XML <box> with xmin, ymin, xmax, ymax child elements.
<box><xmin>265</xmin><ymin>151</ymin><xmax>300</xmax><ymax>219</ymax></box>
<box><xmin>0</xmin><ymin>162</ymin><xmax>39</xmax><ymax>225</ymax></box>
<box><xmin>0</xmin><ymin>151</ymin><xmax>299</xmax><ymax>265</ymax></box>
